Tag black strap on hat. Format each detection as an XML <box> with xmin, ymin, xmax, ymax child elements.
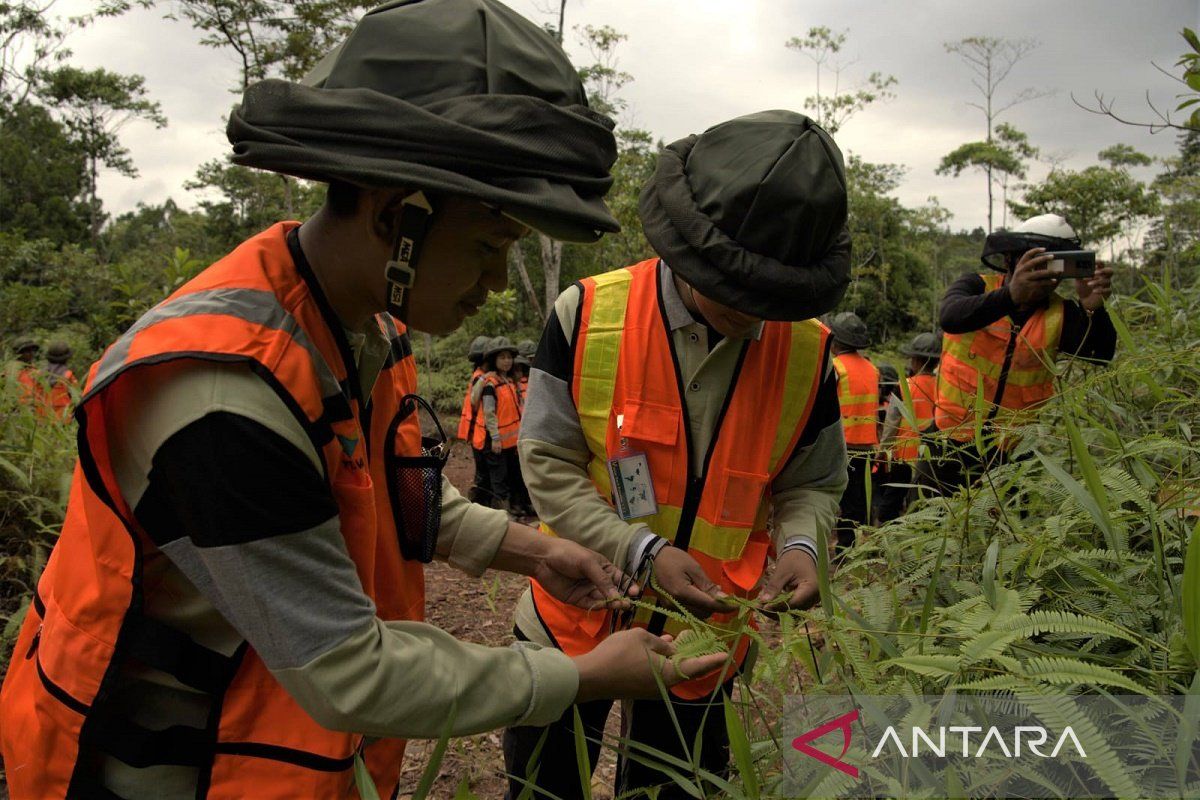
<box><xmin>385</xmin><ymin>192</ymin><xmax>433</xmax><ymax>321</ymax></box>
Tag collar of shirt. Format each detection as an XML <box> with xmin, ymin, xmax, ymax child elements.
<box><xmin>342</xmin><ymin>323</ymin><xmax>390</xmax><ymax>402</ymax></box>
<box><xmin>656</xmin><ymin>260</ymin><xmax>764</xmax><ymax>341</ymax></box>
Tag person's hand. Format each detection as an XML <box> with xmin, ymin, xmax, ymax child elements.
<box><xmin>572</xmin><ymin>629</ymin><xmax>731</xmax><ymax>701</ymax></box>
<box><xmin>531</xmin><ymin>536</ymin><xmax>638</xmax><ymax>612</ymax></box>
<box><xmin>491</xmin><ymin>439</ymin><xmax>502</xmax><ymax>454</ymax></box>
<box><xmin>757</xmin><ymin>549</ymin><xmax>819</xmax><ymax>615</ymax></box>
<box><xmin>1076</xmin><ymin>263</ymin><xmax>1114</xmax><ymax>311</ymax></box>
<box><xmin>1007</xmin><ymin>247</ymin><xmax>1058</xmax><ymax>307</ymax></box>
<box><xmin>650</xmin><ymin>546</ymin><xmax>732</xmax><ymax>619</ymax></box>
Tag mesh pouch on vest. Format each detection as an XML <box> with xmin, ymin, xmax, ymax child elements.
<box><xmin>387</xmin><ymin>394</ymin><xmax>449</xmax><ymax>563</ymax></box>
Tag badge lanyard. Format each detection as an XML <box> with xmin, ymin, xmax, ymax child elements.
<box><xmin>607</xmin><ymin>413</ymin><xmax>658</xmax><ymax>521</ymax></box>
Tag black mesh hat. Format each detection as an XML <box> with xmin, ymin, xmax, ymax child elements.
<box><xmin>638</xmin><ymin>110</ymin><xmax>851</xmax><ymax>321</ymax></box>
<box><xmin>227</xmin><ymin>0</ymin><xmax>619</xmax><ymax>243</ymax></box>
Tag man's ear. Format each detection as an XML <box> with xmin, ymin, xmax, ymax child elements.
<box><xmin>368</xmin><ymin>188</ymin><xmax>411</xmax><ymax>243</ymax></box>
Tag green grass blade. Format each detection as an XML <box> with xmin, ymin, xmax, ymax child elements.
<box><xmin>571</xmin><ymin>706</ymin><xmax>593</xmax><ymax>800</ymax></box>
<box><xmin>412</xmin><ymin>700</ymin><xmax>458</xmax><ymax>800</ymax></box>
<box><xmin>1184</xmin><ymin>517</ymin><xmax>1200</xmax><ymax>668</ymax></box>
<box><xmin>353</xmin><ymin>752</ymin><xmax>382</xmax><ymax>800</ymax></box>
<box><xmin>723</xmin><ymin>695</ymin><xmax>760</xmax><ymax>799</ymax></box>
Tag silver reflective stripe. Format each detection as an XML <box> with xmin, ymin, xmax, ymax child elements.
<box><xmin>89</xmin><ymin>288</ymin><xmax>343</xmax><ymax>403</ymax></box>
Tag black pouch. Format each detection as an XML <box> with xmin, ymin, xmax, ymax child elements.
<box><xmin>385</xmin><ymin>394</ymin><xmax>449</xmax><ymax>563</ymax></box>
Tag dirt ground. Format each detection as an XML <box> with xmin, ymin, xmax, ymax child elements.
<box><xmin>397</xmin><ymin>441</ymin><xmax>622</xmax><ymax>799</ymax></box>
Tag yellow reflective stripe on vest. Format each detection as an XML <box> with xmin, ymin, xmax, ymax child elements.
<box><xmin>768</xmin><ymin>321</ymin><xmax>826</xmax><ymax>469</ymax></box>
<box><xmin>576</xmin><ymin>270</ymin><xmax>633</xmax><ymax>457</ymax></box>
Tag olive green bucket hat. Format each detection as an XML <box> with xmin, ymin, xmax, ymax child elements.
<box><xmin>830</xmin><ymin>311</ymin><xmax>870</xmax><ymax>349</ymax></box>
<box><xmin>227</xmin><ymin>0</ymin><xmax>620</xmax><ymax>243</ymax></box>
<box><xmin>900</xmin><ymin>332</ymin><xmax>942</xmax><ymax>360</ymax></box>
<box><xmin>639</xmin><ymin>110</ymin><xmax>851</xmax><ymax>321</ymax></box>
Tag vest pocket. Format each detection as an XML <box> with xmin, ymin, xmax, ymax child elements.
<box><xmin>619</xmin><ymin>399</ymin><xmax>680</xmax><ymax>492</ymax></box>
<box><xmin>716</xmin><ymin>469</ymin><xmax>770</xmax><ymax>528</ymax></box>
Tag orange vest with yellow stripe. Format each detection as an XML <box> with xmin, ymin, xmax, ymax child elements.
<box><xmin>456</xmin><ymin>368</ymin><xmax>483</xmax><ymax>441</ymax></box>
<box><xmin>471</xmin><ymin>373</ymin><xmax>522</xmax><ymax>450</ymax></box>
<box><xmin>530</xmin><ymin>260</ymin><xmax>828</xmax><ymax>699</ymax></box>
<box><xmin>833</xmin><ymin>351</ymin><xmax>880</xmax><ymax>446</ymax></box>
<box><xmin>892</xmin><ymin>372</ymin><xmax>937</xmax><ymax>463</ymax></box>
<box><xmin>0</xmin><ymin>223</ymin><xmax>423</xmax><ymax>799</ymax></box>
<box><xmin>935</xmin><ymin>273</ymin><xmax>1064</xmax><ymax>443</ymax></box>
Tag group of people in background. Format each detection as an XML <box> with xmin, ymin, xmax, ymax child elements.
<box><xmin>9</xmin><ymin>338</ymin><xmax>78</xmax><ymax>420</ymax></box>
<box><xmin>825</xmin><ymin>213</ymin><xmax>1116</xmax><ymax>550</ymax></box>
<box><xmin>458</xmin><ymin>334</ymin><xmax>536</xmax><ymax>515</ymax></box>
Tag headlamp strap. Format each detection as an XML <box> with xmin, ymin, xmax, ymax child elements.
<box><xmin>385</xmin><ymin>191</ymin><xmax>433</xmax><ymax>321</ymax></box>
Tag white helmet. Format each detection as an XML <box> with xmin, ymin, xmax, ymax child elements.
<box><xmin>1013</xmin><ymin>213</ymin><xmax>1078</xmax><ymax>240</ymax></box>
<box><xmin>981</xmin><ymin>213</ymin><xmax>1081</xmax><ymax>271</ymax></box>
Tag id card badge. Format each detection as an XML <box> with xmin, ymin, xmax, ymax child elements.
<box><xmin>608</xmin><ymin>417</ymin><xmax>658</xmax><ymax>520</ymax></box>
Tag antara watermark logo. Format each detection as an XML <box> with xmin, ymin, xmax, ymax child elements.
<box><xmin>791</xmin><ymin>706</ymin><xmax>1087</xmax><ymax>775</ymax></box>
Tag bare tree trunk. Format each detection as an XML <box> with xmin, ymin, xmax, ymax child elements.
<box><xmin>510</xmin><ymin>242</ymin><xmax>545</xmax><ymax>324</ymax></box>
<box><xmin>539</xmin><ymin>234</ymin><xmax>563</xmax><ymax>318</ymax></box>
<box><xmin>556</xmin><ymin>0</ymin><xmax>566</xmax><ymax>43</ymax></box>
<box><xmin>281</xmin><ymin>175</ymin><xmax>294</xmax><ymax>218</ymax></box>
<box><xmin>985</xmin><ymin>165</ymin><xmax>994</xmax><ymax>233</ymax></box>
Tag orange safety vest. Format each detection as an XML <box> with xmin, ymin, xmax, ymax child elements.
<box><xmin>0</xmin><ymin>223</ymin><xmax>423</xmax><ymax>799</ymax></box>
<box><xmin>892</xmin><ymin>372</ymin><xmax>937</xmax><ymax>463</ymax></box>
<box><xmin>530</xmin><ymin>260</ymin><xmax>827</xmax><ymax>699</ymax></box>
<box><xmin>471</xmin><ymin>372</ymin><xmax>522</xmax><ymax>450</ymax></box>
<box><xmin>936</xmin><ymin>273</ymin><xmax>1064</xmax><ymax>443</ymax></box>
<box><xmin>456</xmin><ymin>368</ymin><xmax>483</xmax><ymax>441</ymax></box>
<box><xmin>833</xmin><ymin>351</ymin><xmax>880</xmax><ymax>446</ymax></box>
<box><xmin>48</xmin><ymin>367</ymin><xmax>77</xmax><ymax>420</ymax></box>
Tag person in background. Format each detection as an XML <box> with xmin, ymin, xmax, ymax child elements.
<box><xmin>829</xmin><ymin>311</ymin><xmax>879</xmax><ymax>551</ymax></box>
<box><xmin>506</xmin><ymin>110</ymin><xmax>850</xmax><ymax>799</ymax></box>
<box><xmin>870</xmin><ymin>362</ymin><xmax>899</xmax><ymax>524</ymax></box>
<box><xmin>44</xmin><ymin>341</ymin><xmax>78</xmax><ymax>420</ymax></box>
<box><xmin>459</xmin><ymin>334</ymin><xmax>491</xmax><ymax>503</ymax></box>
<box><xmin>12</xmin><ymin>339</ymin><xmax>45</xmax><ymax>410</ymax></box>
<box><xmin>473</xmin><ymin>336</ymin><xmax>526</xmax><ymax>513</ymax></box>
<box><xmin>876</xmin><ymin>332</ymin><xmax>941</xmax><ymax>523</ymax></box>
<box><xmin>510</xmin><ymin>338</ymin><xmax>537</xmax><ymax>517</ymax></box>
<box><xmin>928</xmin><ymin>214</ymin><xmax>1115</xmax><ymax>490</ymax></box>
<box><xmin>514</xmin><ymin>338</ymin><xmax>535</xmax><ymax>399</ymax></box>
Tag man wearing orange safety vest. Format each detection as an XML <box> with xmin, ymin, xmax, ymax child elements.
<box><xmin>504</xmin><ymin>111</ymin><xmax>852</xmax><ymax>799</ymax></box>
<box><xmin>0</xmin><ymin>3</ymin><xmax>726</xmax><ymax>798</ymax></box>
<box><xmin>12</xmin><ymin>339</ymin><xmax>47</xmax><ymax>411</ymax></box>
<box><xmin>927</xmin><ymin>213</ymin><xmax>1116</xmax><ymax>490</ymax></box>
<box><xmin>829</xmin><ymin>311</ymin><xmax>879</xmax><ymax>552</ymax></box>
<box><xmin>471</xmin><ymin>335</ymin><xmax>530</xmax><ymax>513</ymax></box>
<box><xmin>876</xmin><ymin>331</ymin><xmax>941</xmax><ymax>523</ymax></box>
<box><xmin>458</xmin><ymin>334</ymin><xmax>490</xmax><ymax>503</ymax></box>
<box><xmin>45</xmin><ymin>341</ymin><xmax>79</xmax><ymax>420</ymax></box>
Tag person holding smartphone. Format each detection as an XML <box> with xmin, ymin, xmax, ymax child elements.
<box><xmin>926</xmin><ymin>213</ymin><xmax>1116</xmax><ymax>491</ymax></box>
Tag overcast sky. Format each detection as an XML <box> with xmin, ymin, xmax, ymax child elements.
<box><xmin>54</xmin><ymin>0</ymin><xmax>1200</xmax><ymax>231</ymax></box>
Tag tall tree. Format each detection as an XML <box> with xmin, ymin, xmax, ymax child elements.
<box><xmin>784</xmin><ymin>26</ymin><xmax>897</xmax><ymax>135</ymax></box>
<box><xmin>1009</xmin><ymin>155</ymin><xmax>1159</xmax><ymax>253</ymax></box>
<box><xmin>941</xmin><ymin>36</ymin><xmax>1047</xmax><ymax>231</ymax></box>
<box><xmin>0</xmin><ymin>100</ymin><xmax>89</xmax><ymax>243</ymax></box>
<box><xmin>40</xmin><ymin>66</ymin><xmax>167</xmax><ymax>246</ymax></box>
<box><xmin>0</xmin><ymin>0</ymin><xmax>138</xmax><ymax>104</ymax></box>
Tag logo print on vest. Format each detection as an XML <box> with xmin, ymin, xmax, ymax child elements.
<box><xmin>337</xmin><ymin>433</ymin><xmax>365</xmax><ymax>471</ymax></box>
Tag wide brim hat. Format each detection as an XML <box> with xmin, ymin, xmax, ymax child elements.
<box><xmin>829</xmin><ymin>311</ymin><xmax>870</xmax><ymax>349</ymax></box>
<box><xmin>484</xmin><ymin>335</ymin><xmax>519</xmax><ymax>360</ymax></box>
<box><xmin>227</xmin><ymin>0</ymin><xmax>619</xmax><ymax>243</ymax></box>
<box><xmin>900</xmin><ymin>332</ymin><xmax>942</xmax><ymax>359</ymax></box>
<box><xmin>14</xmin><ymin>339</ymin><xmax>39</xmax><ymax>354</ymax></box>
<box><xmin>638</xmin><ymin>110</ymin><xmax>851</xmax><ymax>321</ymax></box>
<box><xmin>467</xmin><ymin>335</ymin><xmax>490</xmax><ymax>361</ymax></box>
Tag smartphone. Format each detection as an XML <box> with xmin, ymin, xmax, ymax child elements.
<box><xmin>1045</xmin><ymin>250</ymin><xmax>1096</xmax><ymax>279</ymax></box>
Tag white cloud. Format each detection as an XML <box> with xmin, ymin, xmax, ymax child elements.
<box><xmin>48</xmin><ymin>0</ymin><xmax>1198</xmax><ymax>230</ymax></box>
